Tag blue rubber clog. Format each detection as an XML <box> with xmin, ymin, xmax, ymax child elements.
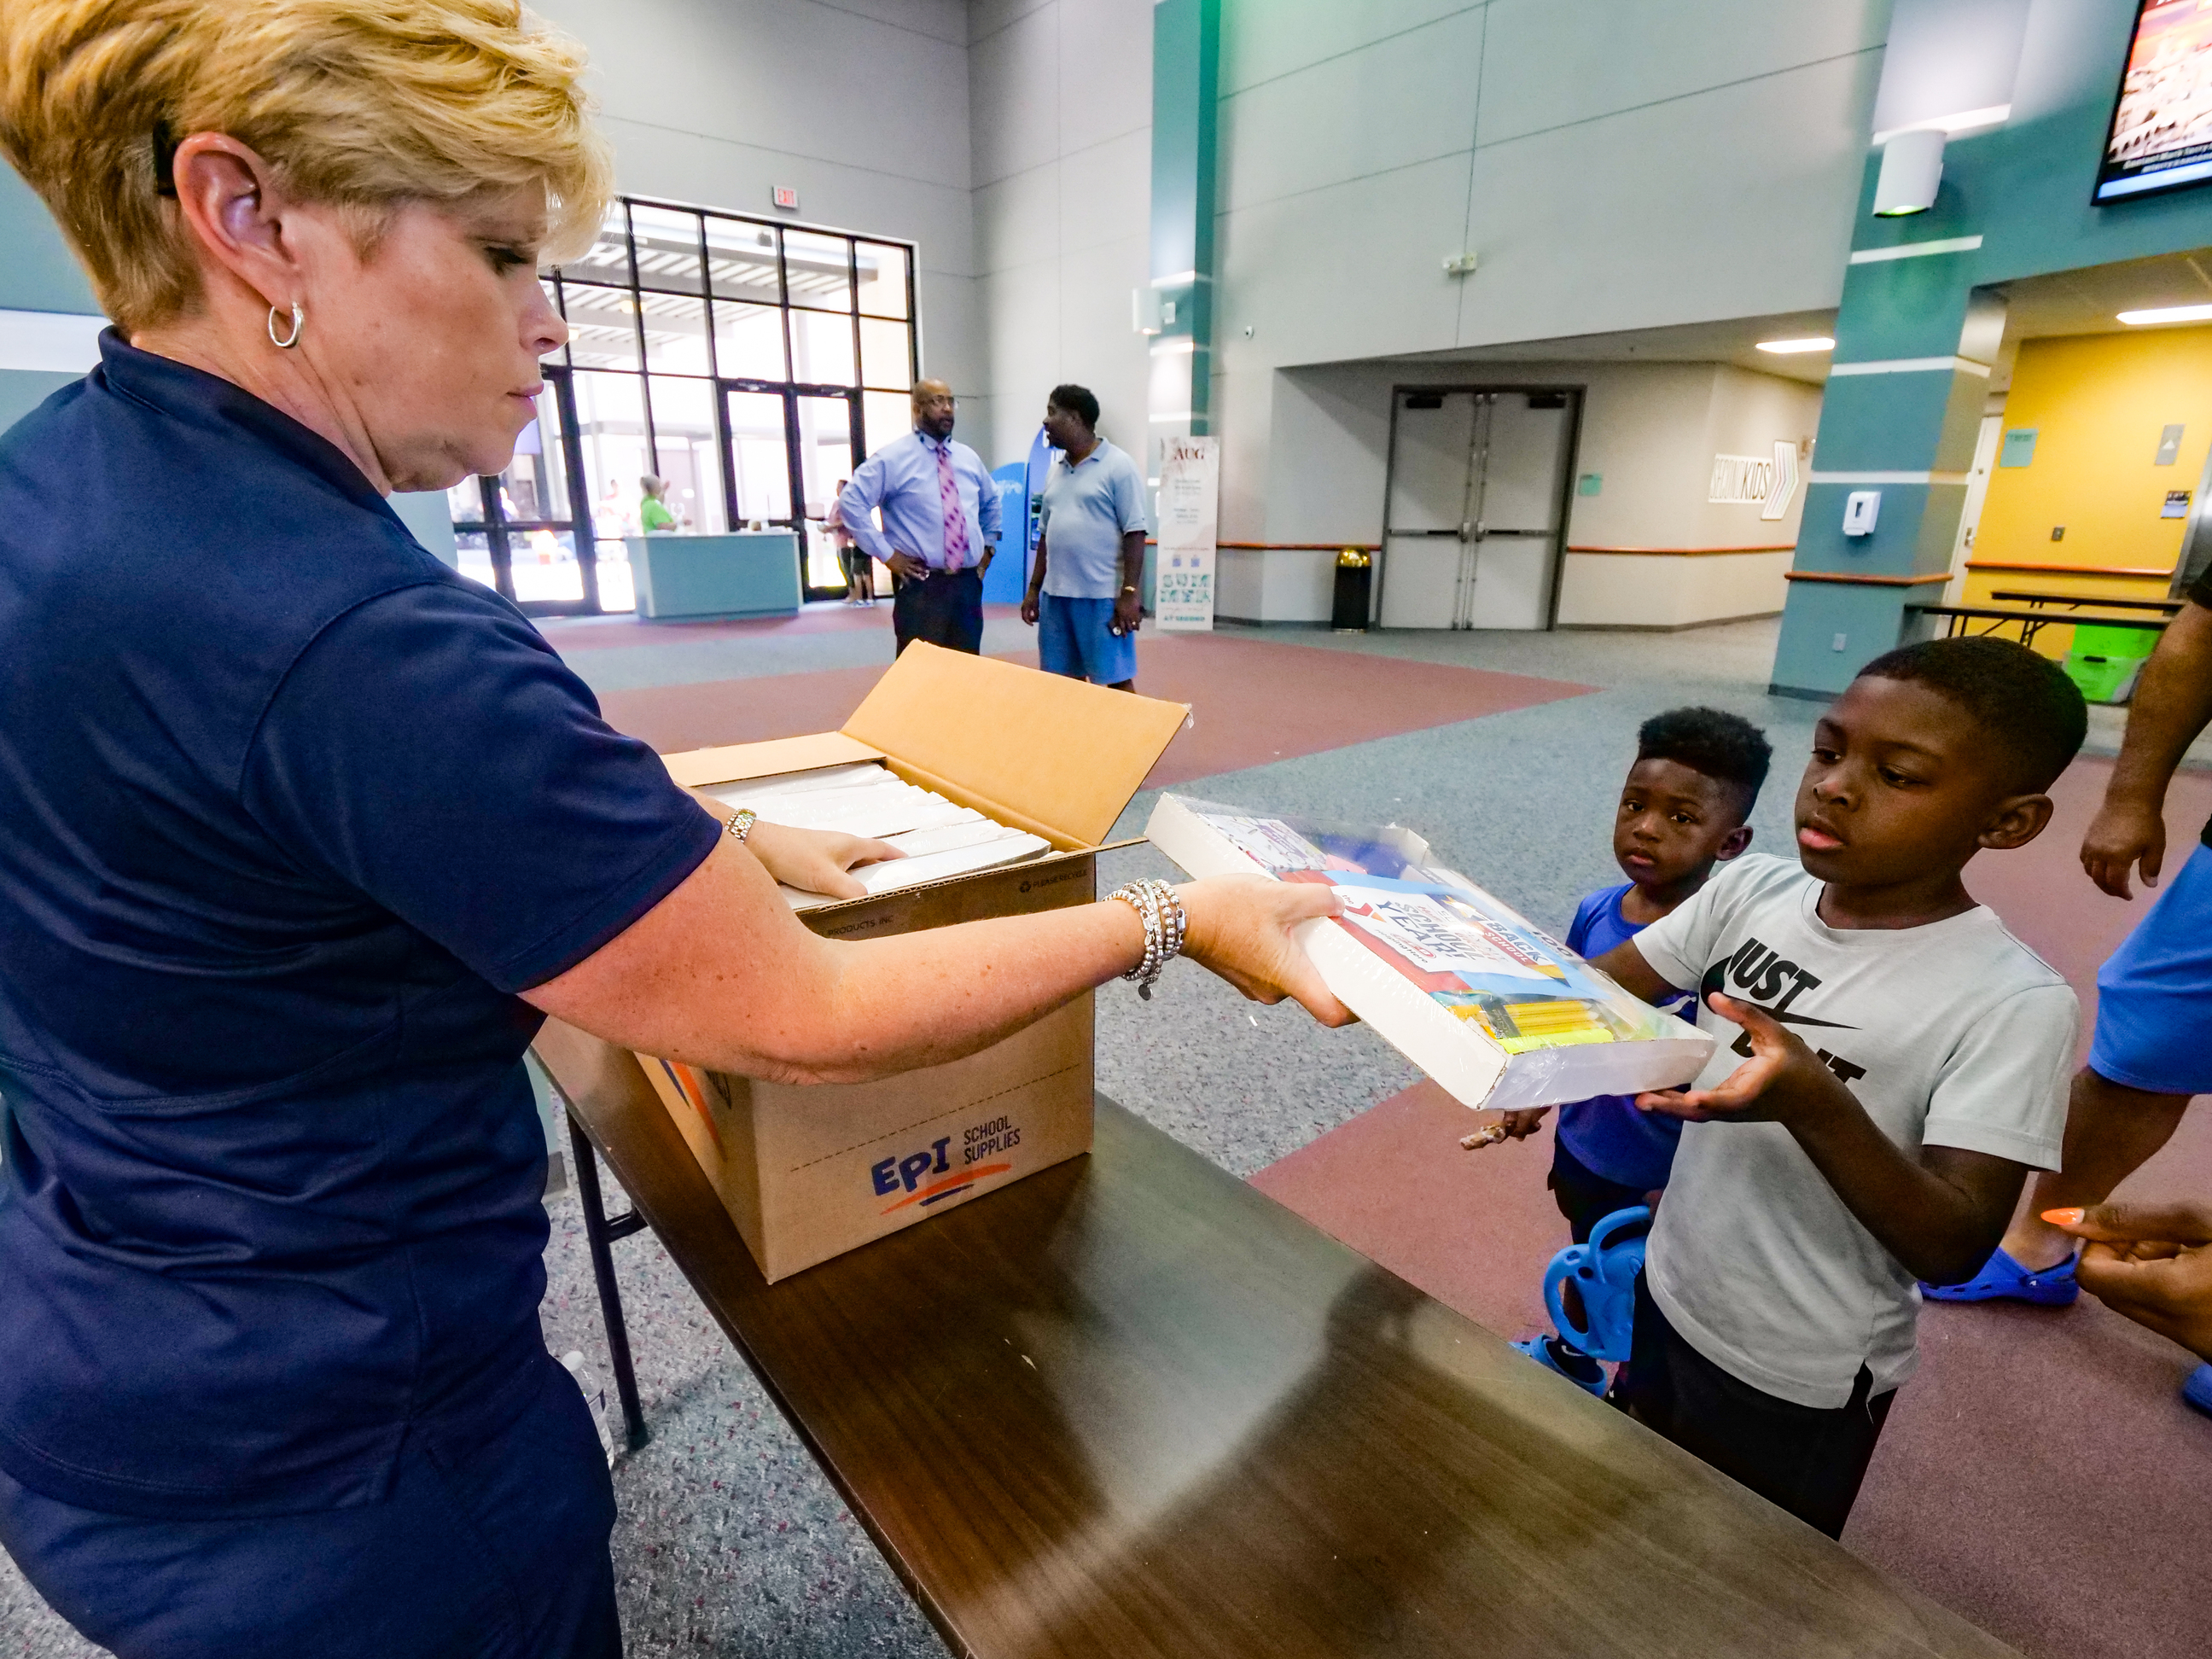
<box><xmin>2184</xmin><ymin>1363</ymin><xmax>2212</xmax><ymax>1417</ymax></box>
<box><xmin>1512</xmin><ymin>1333</ymin><xmax>1609</xmax><ymax>1396</ymax></box>
<box><xmin>1921</xmin><ymin>1248</ymin><xmax>2080</xmax><ymax>1306</ymax></box>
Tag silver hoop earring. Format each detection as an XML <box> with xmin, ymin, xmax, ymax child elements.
<box><xmin>267</xmin><ymin>302</ymin><xmax>304</xmax><ymax>349</ymax></box>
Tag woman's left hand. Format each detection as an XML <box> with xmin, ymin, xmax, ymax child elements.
<box><xmin>742</xmin><ymin>819</ymin><xmax>902</xmax><ymax>900</ymax></box>
<box><xmin>2046</xmin><ymin>1201</ymin><xmax>2212</xmax><ymax>1361</ymax></box>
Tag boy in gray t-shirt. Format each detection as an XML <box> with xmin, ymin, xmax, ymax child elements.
<box><xmin>1585</xmin><ymin>637</ymin><xmax>2086</xmax><ymax>1538</ymax></box>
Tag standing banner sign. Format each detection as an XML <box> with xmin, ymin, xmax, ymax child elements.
<box><xmin>1154</xmin><ymin>434</ymin><xmax>1219</xmax><ymax>632</ymax></box>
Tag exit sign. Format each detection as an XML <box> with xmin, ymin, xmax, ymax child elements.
<box><xmin>771</xmin><ymin>184</ymin><xmax>800</xmax><ymax>211</ymax></box>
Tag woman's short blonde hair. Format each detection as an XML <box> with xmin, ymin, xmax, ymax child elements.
<box><xmin>0</xmin><ymin>0</ymin><xmax>612</xmax><ymax>332</ymax></box>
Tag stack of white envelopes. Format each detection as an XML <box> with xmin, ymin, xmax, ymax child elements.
<box><xmin>703</xmin><ymin>762</ymin><xmax>1051</xmax><ymax>908</ymax></box>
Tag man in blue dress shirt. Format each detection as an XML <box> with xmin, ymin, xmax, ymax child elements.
<box><xmin>1019</xmin><ymin>384</ymin><xmax>1150</xmax><ymax>691</ymax></box>
<box><xmin>838</xmin><ymin>380</ymin><xmax>1000</xmax><ymax>655</ymax></box>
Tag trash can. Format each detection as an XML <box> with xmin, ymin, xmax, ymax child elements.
<box><xmin>2064</xmin><ymin>622</ymin><xmax>2158</xmax><ymax>706</ymax></box>
<box><xmin>1331</xmin><ymin>548</ymin><xmax>1372</xmax><ymax>632</ymax></box>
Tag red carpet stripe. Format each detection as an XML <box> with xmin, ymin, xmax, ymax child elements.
<box><xmin>592</xmin><ymin>632</ymin><xmax>1593</xmax><ymax>783</ymax></box>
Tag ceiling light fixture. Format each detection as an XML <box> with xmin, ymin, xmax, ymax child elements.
<box><xmin>2117</xmin><ymin>304</ymin><xmax>2212</xmax><ymax>326</ymax></box>
<box><xmin>1756</xmin><ymin>337</ymin><xmax>1836</xmax><ymax>354</ymax></box>
<box><xmin>1873</xmin><ymin>128</ymin><xmax>1945</xmax><ymax>216</ymax></box>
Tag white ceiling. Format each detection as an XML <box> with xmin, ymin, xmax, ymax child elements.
<box><xmin>1388</xmin><ymin>309</ymin><xmax>1846</xmax><ymax>387</ymax></box>
<box><xmin>1377</xmin><ymin>247</ymin><xmax>2212</xmax><ymax>394</ymax></box>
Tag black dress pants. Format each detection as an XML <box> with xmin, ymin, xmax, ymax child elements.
<box><xmin>891</xmin><ymin>567</ymin><xmax>983</xmax><ymax>655</ymax></box>
<box><xmin>1615</xmin><ymin>1272</ymin><xmax>1895</xmax><ymax>1539</ymax></box>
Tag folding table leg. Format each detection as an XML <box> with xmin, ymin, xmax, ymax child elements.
<box><xmin>566</xmin><ymin>1110</ymin><xmax>651</xmax><ymax>1452</ymax></box>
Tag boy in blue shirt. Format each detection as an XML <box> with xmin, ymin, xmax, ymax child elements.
<box><xmin>1482</xmin><ymin>707</ymin><xmax>1773</xmax><ymax>1391</ymax></box>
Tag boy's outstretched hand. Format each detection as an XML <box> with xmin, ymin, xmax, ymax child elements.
<box><xmin>2046</xmin><ymin>1201</ymin><xmax>2212</xmax><ymax>1361</ymax></box>
<box><xmin>1634</xmin><ymin>992</ymin><xmax>1853</xmax><ymax>1126</ymax></box>
<box><xmin>1461</xmin><ymin>1105</ymin><xmax>1550</xmax><ymax>1150</ymax></box>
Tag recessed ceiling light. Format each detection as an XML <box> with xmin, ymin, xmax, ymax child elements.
<box><xmin>2117</xmin><ymin>304</ymin><xmax>2212</xmax><ymax>326</ymax></box>
<box><xmin>1756</xmin><ymin>337</ymin><xmax>1836</xmax><ymax>354</ymax></box>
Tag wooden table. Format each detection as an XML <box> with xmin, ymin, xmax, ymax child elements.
<box><xmin>533</xmin><ymin>1020</ymin><xmax>2017</xmax><ymax>1659</ymax></box>
<box><xmin>1990</xmin><ymin>589</ymin><xmax>2183</xmax><ymax>615</ymax></box>
<box><xmin>1907</xmin><ymin>601</ymin><xmax>2169</xmax><ymax>650</ymax></box>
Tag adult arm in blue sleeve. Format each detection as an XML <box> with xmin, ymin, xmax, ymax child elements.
<box><xmin>838</xmin><ymin>459</ymin><xmax>893</xmax><ymax>563</ymax></box>
<box><xmin>241</xmin><ymin>582</ymin><xmax>727</xmax><ymax>991</ymax></box>
<box><xmin>977</xmin><ymin>453</ymin><xmax>1003</xmax><ymax>544</ymax></box>
<box><xmin>238</xmin><ymin>579</ymin><xmax>1358</xmax><ymax>1079</ymax></box>
<box><xmin>1113</xmin><ymin>455</ymin><xmax>1149</xmax><ymax>532</ymax></box>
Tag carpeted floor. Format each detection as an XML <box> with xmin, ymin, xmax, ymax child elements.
<box><xmin>591</xmin><ymin>626</ymin><xmax>1597</xmax><ymax>783</ymax></box>
<box><xmin>7</xmin><ymin>607</ymin><xmax>2208</xmax><ymax>1659</ymax></box>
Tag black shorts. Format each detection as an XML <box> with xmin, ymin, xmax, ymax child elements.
<box><xmin>1614</xmin><ymin>1272</ymin><xmax>1895</xmax><ymax>1539</ymax></box>
<box><xmin>1547</xmin><ymin>1136</ymin><xmax>1652</xmax><ymax>1244</ymax></box>
<box><xmin>891</xmin><ymin>567</ymin><xmax>984</xmax><ymax>655</ymax></box>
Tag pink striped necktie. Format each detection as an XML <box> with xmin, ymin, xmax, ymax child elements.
<box><xmin>935</xmin><ymin>442</ymin><xmax>969</xmax><ymax>573</ymax></box>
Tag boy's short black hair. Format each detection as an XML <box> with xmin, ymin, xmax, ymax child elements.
<box><xmin>1047</xmin><ymin>382</ymin><xmax>1100</xmax><ymax>428</ymax></box>
<box><xmin>1857</xmin><ymin>636</ymin><xmax>2087</xmax><ymax>791</ymax></box>
<box><xmin>1636</xmin><ymin>707</ymin><xmax>1773</xmax><ymax>818</ymax></box>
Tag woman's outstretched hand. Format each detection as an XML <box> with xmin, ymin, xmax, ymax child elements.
<box><xmin>742</xmin><ymin>819</ymin><xmax>902</xmax><ymax>901</ymax></box>
<box><xmin>1175</xmin><ymin>876</ymin><xmax>1355</xmax><ymax>1027</ymax></box>
<box><xmin>2046</xmin><ymin>1201</ymin><xmax>2212</xmax><ymax>1361</ymax></box>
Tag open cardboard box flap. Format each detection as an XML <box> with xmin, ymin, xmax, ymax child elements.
<box><xmin>661</xmin><ymin>643</ymin><xmax>1189</xmax><ymax>849</ymax></box>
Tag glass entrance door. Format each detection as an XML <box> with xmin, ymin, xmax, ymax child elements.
<box><xmin>1377</xmin><ymin>388</ymin><xmax>1577</xmax><ymax>631</ymax></box>
<box><xmin>447</xmin><ymin>370</ymin><xmax>598</xmax><ymax>614</ymax></box>
<box><xmin>795</xmin><ymin>394</ymin><xmax>857</xmax><ymax>599</ymax></box>
<box><xmin>471</xmin><ymin>196</ymin><xmax>920</xmax><ymax>615</ymax></box>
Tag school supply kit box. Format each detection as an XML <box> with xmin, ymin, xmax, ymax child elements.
<box><xmin>637</xmin><ymin>644</ymin><xmax>1188</xmax><ymax>1282</ymax></box>
<box><xmin>1146</xmin><ymin>795</ymin><xmax>1714</xmax><ymax>1112</ymax></box>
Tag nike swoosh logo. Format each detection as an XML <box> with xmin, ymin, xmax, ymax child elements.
<box><xmin>1698</xmin><ymin>963</ymin><xmax>1856</xmax><ymax>1031</ymax></box>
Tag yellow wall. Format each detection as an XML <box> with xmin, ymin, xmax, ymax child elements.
<box><xmin>1962</xmin><ymin>327</ymin><xmax>2209</xmax><ymax>654</ymax></box>
<box><xmin>1969</xmin><ymin>326</ymin><xmax>2212</xmax><ymax>586</ymax></box>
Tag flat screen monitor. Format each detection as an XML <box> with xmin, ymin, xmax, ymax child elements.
<box><xmin>2097</xmin><ymin>1</ymin><xmax>2212</xmax><ymax>203</ymax></box>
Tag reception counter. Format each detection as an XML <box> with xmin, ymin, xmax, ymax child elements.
<box><xmin>627</xmin><ymin>531</ymin><xmax>803</xmax><ymax>622</ymax></box>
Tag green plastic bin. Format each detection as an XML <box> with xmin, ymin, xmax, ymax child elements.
<box><xmin>2064</xmin><ymin>623</ymin><xmax>2158</xmax><ymax>706</ymax></box>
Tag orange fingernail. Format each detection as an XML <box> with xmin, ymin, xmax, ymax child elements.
<box><xmin>2041</xmin><ymin>1208</ymin><xmax>2085</xmax><ymax>1226</ymax></box>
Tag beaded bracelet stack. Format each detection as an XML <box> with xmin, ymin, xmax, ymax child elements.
<box><xmin>1107</xmin><ymin>878</ymin><xmax>1187</xmax><ymax>1000</ymax></box>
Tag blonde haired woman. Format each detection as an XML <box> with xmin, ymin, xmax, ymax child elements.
<box><xmin>0</xmin><ymin>4</ymin><xmax>1345</xmax><ymax>1654</ymax></box>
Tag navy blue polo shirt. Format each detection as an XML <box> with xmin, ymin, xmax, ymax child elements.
<box><xmin>0</xmin><ymin>335</ymin><xmax>721</xmax><ymax>1518</ymax></box>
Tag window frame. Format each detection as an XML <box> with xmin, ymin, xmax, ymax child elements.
<box><xmin>450</xmin><ymin>196</ymin><xmax>922</xmax><ymax>613</ymax></box>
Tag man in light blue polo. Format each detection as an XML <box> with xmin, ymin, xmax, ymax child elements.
<box><xmin>838</xmin><ymin>379</ymin><xmax>999</xmax><ymax>655</ymax></box>
<box><xmin>1020</xmin><ymin>384</ymin><xmax>1150</xmax><ymax>691</ymax></box>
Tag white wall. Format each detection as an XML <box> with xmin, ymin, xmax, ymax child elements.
<box><xmin>1237</xmin><ymin>356</ymin><xmax>1822</xmax><ymax>626</ymax></box>
<box><xmin>1199</xmin><ymin>0</ymin><xmax>1883</xmax><ymax>599</ymax></box>
<box><xmin>538</xmin><ymin>0</ymin><xmax>983</xmax><ymax>413</ymax></box>
<box><xmin>1252</xmin><ymin>358</ymin><xmax>1819</xmax><ymax>544</ymax></box>
<box><xmin>968</xmin><ymin>0</ymin><xmax>1155</xmax><ymax>469</ymax></box>
<box><xmin>1211</xmin><ymin>0</ymin><xmax>1885</xmax><ymax>370</ymax></box>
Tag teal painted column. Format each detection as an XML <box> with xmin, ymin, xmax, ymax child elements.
<box><xmin>1148</xmin><ymin>0</ymin><xmax>1218</xmax><ymax>439</ymax></box>
<box><xmin>1</xmin><ymin>163</ymin><xmax>104</xmax><ymax>437</ymax></box>
<box><xmin>1770</xmin><ymin>170</ymin><xmax>1996</xmax><ymax>699</ymax></box>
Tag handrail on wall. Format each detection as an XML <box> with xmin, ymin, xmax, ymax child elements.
<box><xmin>1962</xmin><ymin>559</ymin><xmax>2174</xmax><ymax>579</ymax></box>
<box><xmin>1143</xmin><ymin>538</ymin><xmax>1381</xmax><ymax>550</ymax></box>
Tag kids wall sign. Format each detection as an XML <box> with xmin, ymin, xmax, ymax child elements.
<box><xmin>1155</xmin><ymin>434</ymin><xmax>1218</xmax><ymax>632</ymax></box>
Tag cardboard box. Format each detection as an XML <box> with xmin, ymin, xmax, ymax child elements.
<box><xmin>643</xmin><ymin>643</ymin><xmax>1188</xmax><ymax>1281</ymax></box>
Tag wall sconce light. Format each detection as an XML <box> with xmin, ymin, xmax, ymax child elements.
<box><xmin>1873</xmin><ymin>128</ymin><xmax>1945</xmax><ymax>216</ymax></box>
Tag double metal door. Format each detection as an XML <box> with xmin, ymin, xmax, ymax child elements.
<box><xmin>1379</xmin><ymin>389</ymin><xmax>1575</xmax><ymax>631</ymax></box>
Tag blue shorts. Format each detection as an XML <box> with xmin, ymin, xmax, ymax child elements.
<box><xmin>1038</xmin><ymin>593</ymin><xmax>1136</xmax><ymax>685</ymax></box>
<box><xmin>2089</xmin><ymin>839</ymin><xmax>2212</xmax><ymax>1096</ymax></box>
<box><xmin>0</xmin><ymin>1353</ymin><xmax>619</xmax><ymax>1659</ymax></box>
